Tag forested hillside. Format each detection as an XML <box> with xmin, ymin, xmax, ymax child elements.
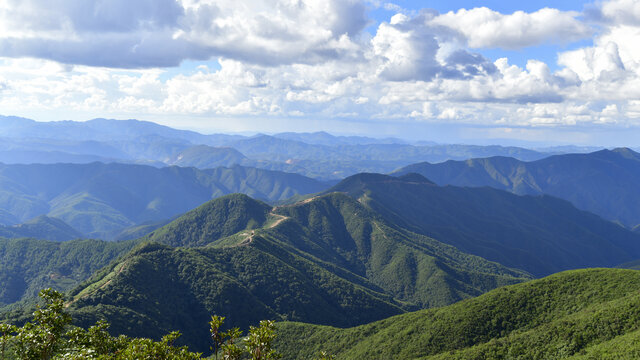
<box><xmin>276</xmin><ymin>268</ymin><xmax>640</xmax><ymax>359</ymax></box>
<box><xmin>0</xmin><ymin>238</ymin><xmax>137</xmax><ymax>306</ymax></box>
<box><xmin>329</xmin><ymin>173</ymin><xmax>640</xmax><ymax>276</ymax></box>
<box><xmin>57</xmin><ymin>192</ymin><xmax>529</xmax><ymax>352</ymax></box>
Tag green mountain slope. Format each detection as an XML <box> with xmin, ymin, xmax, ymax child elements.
<box><xmin>275</xmin><ymin>268</ymin><xmax>640</xmax><ymax>359</ymax></box>
<box><xmin>63</xmin><ymin>192</ymin><xmax>529</xmax><ymax>352</ymax></box>
<box><xmin>144</xmin><ymin>192</ymin><xmax>529</xmax><ymax>307</ymax></box>
<box><xmin>0</xmin><ymin>215</ymin><xmax>84</xmax><ymax>242</ymax></box>
<box><xmin>270</xmin><ymin>193</ymin><xmax>529</xmax><ymax>308</ymax></box>
<box><xmin>67</xmin><ymin>241</ymin><xmax>404</xmax><ymax>353</ymax></box>
<box><xmin>394</xmin><ymin>148</ymin><xmax>640</xmax><ymax>228</ymax></box>
<box><xmin>328</xmin><ymin>173</ymin><xmax>640</xmax><ymax>277</ymax></box>
<box><xmin>0</xmin><ymin>162</ymin><xmax>328</xmax><ymax>238</ymax></box>
<box><xmin>0</xmin><ymin>237</ymin><xmax>136</xmax><ymax>306</ymax></box>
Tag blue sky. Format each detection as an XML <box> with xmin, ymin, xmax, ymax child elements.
<box><xmin>0</xmin><ymin>0</ymin><xmax>639</xmax><ymax>146</ymax></box>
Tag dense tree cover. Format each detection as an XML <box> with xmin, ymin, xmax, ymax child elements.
<box><xmin>64</xmin><ymin>241</ymin><xmax>403</xmax><ymax>353</ymax></box>
<box><xmin>0</xmin><ymin>289</ymin><xmax>284</xmax><ymax>359</ymax></box>
<box><xmin>328</xmin><ymin>172</ymin><xmax>640</xmax><ymax>276</ymax></box>
<box><xmin>0</xmin><ymin>238</ymin><xmax>137</xmax><ymax>306</ymax></box>
<box><xmin>394</xmin><ymin>147</ymin><xmax>640</xmax><ymax>228</ymax></box>
<box><xmin>275</xmin><ymin>269</ymin><xmax>640</xmax><ymax>359</ymax></box>
<box><xmin>270</xmin><ymin>193</ymin><xmax>529</xmax><ymax>308</ymax></box>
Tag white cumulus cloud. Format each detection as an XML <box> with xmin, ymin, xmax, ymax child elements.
<box><xmin>430</xmin><ymin>7</ymin><xmax>592</xmax><ymax>49</ymax></box>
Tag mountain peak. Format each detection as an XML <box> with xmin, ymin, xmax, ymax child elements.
<box><xmin>144</xmin><ymin>193</ymin><xmax>271</xmax><ymax>247</ymax></box>
<box><xmin>610</xmin><ymin>147</ymin><xmax>640</xmax><ymax>160</ymax></box>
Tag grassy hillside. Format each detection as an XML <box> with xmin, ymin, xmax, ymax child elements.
<box><xmin>0</xmin><ymin>162</ymin><xmax>328</xmax><ymax>238</ymax></box>
<box><xmin>328</xmin><ymin>173</ymin><xmax>640</xmax><ymax>276</ymax></box>
<box><xmin>276</xmin><ymin>268</ymin><xmax>640</xmax><ymax>359</ymax></box>
<box><xmin>0</xmin><ymin>237</ymin><xmax>136</xmax><ymax>306</ymax></box>
<box><xmin>394</xmin><ymin>148</ymin><xmax>640</xmax><ymax>228</ymax></box>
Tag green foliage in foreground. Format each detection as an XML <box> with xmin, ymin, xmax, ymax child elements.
<box><xmin>275</xmin><ymin>269</ymin><xmax>640</xmax><ymax>359</ymax></box>
<box><xmin>0</xmin><ymin>289</ymin><xmax>287</xmax><ymax>360</ymax></box>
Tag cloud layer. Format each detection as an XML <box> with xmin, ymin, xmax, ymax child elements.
<box><xmin>0</xmin><ymin>0</ymin><xmax>639</xmax><ymax>139</ymax></box>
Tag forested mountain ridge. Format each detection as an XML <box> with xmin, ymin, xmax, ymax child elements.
<box><xmin>328</xmin><ymin>172</ymin><xmax>640</xmax><ymax>276</ymax></box>
<box><xmin>58</xmin><ymin>192</ymin><xmax>530</xmax><ymax>352</ymax></box>
<box><xmin>394</xmin><ymin>148</ymin><xmax>640</xmax><ymax>228</ymax></box>
<box><xmin>275</xmin><ymin>268</ymin><xmax>640</xmax><ymax>359</ymax></box>
<box><xmin>0</xmin><ymin>162</ymin><xmax>328</xmax><ymax>238</ymax></box>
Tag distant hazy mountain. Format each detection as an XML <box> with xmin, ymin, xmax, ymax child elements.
<box><xmin>0</xmin><ymin>116</ymin><xmax>556</xmax><ymax>179</ymax></box>
<box><xmin>168</xmin><ymin>145</ymin><xmax>249</xmax><ymax>168</ymax></box>
<box><xmin>228</xmin><ymin>135</ymin><xmax>550</xmax><ymax>179</ymax></box>
<box><xmin>328</xmin><ymin>173</ymin><xmax>640</xmax><ymax>276</ymax></box>
<box><xmin>0</xmin><ymin>116</ymin><xmax>239</xmax><ymax>145</ymax></box>
<box><xmin>63</xmin><ymin>193</ymin><xmax>528</xmax><ymax>352</ymax></box>
<box><xmin>393</xmin><ymin>148</ymin><xmax>640</xmax><ymax>228</ymax></box>
<box><xmin>272</xmin><ymin>131</ymin><xmax>408</xmax><ymax>146</ymax></box>
<box><xmin>0</xmin><ymin>116</ymin><xmax>237</xmax><ymax>163</ymax></box>
<box><xmin>0</xmin><ymin>216</ymin><xmax>83</xmax><ymax>242</ymax></box>
<box><xmin>232</xmin><ymin>135</ymin><xmax>547</xmax><ymax>163</ymax></box>
<box><xmin>277</xmin><ymin>268</ymin><xmax>640</xmax><ymax>359</ymax></box>
<box><xmin>167</xmin><ymin>145</ymin><xmax>311</xmax><ymax>175</ymax></box>
<box><xmin>0</xmin><ymin>162</ymin><xmax>328</xmax><ymax>238</ymax></box>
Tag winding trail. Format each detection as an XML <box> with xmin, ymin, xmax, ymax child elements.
<box><xmin>237</xmin><ymin>209</ymin><xmax>290</xmax><ymax>246</ymax></box>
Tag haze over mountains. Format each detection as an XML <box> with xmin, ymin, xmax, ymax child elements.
<box><xmin>0</xmin><ymin>162</ymin><xmax>328</xmax><ymax>239</ymax></box>
<box><xmin>1</xmin><ymin>116</ymin><xmax>564</xmax><ymax>180</ymax></box>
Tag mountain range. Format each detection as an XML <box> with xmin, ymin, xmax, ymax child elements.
<box><xmin>3</xmin><ymin>170</ymin><xmax>632</xmax><ymax>352</ymax></box>
<box><xmin>0</xmin><ymin>162</ymin><xmax>328</xmax><ymax>238</ymax></box>
<box><xmin>329</xmin><ymin>173</ymin><xmax>640</xmax><ymax>276</ymax></box>
<box><xmin>0</xmin><ymin>116</ymin><xmax>558</xmax><ymax>179</ymax></box>
<box><xmin>3</xmin><ymin>116</ymin><xmax>640</xmax><ymax>357</ymax></box>
<box><xmin>394</xmin><ymin>148</ymin><xmax>640</xmax><ymax>228</ymax></box>
<box><xmin>62</xmin><ymin>192</ymin><xmax>529</xmax><ymax>352</ymax></box>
